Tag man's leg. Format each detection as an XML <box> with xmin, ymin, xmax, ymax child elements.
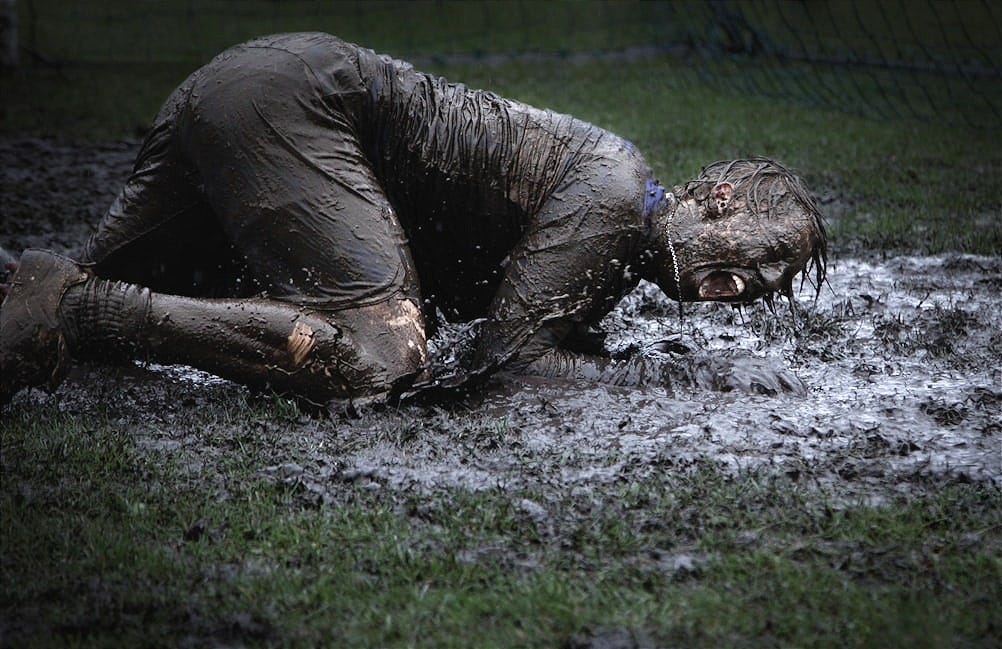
<box><xmin>2</xmin><ymin>43</ymin><xmax>428</xmax><ymax>406</ymax></box>
<box><xmin>168</xmin><ymin>42</ymin><xmax>430</xmax><ymax>402</ymax></box>
<box><xmin>1</xmin><ymin>249</ymin><xmax>426</xmax><ymax>407</ymax></box>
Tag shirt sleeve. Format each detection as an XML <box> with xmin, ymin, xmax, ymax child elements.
<box><xmin>471</xmin><ymin>162</ymin><xmax>646</xmax><ymax>372</ymax></box>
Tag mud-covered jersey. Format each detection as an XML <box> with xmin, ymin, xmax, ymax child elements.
<box><xmin>289</xmin><ymin>34</ymin><xmax>659</xmax><ymax>369</ymax></box>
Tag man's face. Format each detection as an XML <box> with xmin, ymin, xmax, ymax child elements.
<box><xmin>657</xmin><ymin>188</ymin><xmax>820</xmax><ymax>304</ymax></box>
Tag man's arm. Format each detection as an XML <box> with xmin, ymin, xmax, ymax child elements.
<box><xmin>398</xmin><ymin>208</ymin><xmax>639</xmax><ymax>400</ymax></box>
<box><xmin>521</xmin><ymin>345</ymin><xmax>661</xmax><ymax>386</ymax></box>
<box><xmin>470</xmin><ymin>224</ymin><xmax>638</xmax><ymax>374</ymax></box>
<box><xmin>524</xmin><ymin>346</ymin><xmax>807</xmax><ymax>395</ymax></box>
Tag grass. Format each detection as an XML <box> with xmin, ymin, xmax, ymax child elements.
<box><xmin>23</xmin><ymin>0</ymin><xmax>680</xmax><ymax>65</ymax></box>
<box><xmin>2</xmin><ymin>402</ymin><xmax>999</xmax><ymax>648</ymax></box>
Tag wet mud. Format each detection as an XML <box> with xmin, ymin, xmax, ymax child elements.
<box><xmin>2</xmin><ymin>136</ymin><xmax>1000</xmax><ymax>506</ymax></box>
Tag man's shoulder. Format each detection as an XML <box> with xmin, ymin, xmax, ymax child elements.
<box><xmin>585</xmin><ymin>136</ymin><xmax>655</xmax><ymax>216</ymax></box>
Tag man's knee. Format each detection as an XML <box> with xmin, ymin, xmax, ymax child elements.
<box><xmin>371</xmin><ymin>297</ymin><xmax>428</xmax><ymax>368</ymax></box>
<box><xmin>294</xmin><ymin>298</ymin><xmax>427</xmax><ymax>400</ymax></box>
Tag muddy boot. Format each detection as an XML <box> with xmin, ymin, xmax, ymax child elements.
<box><xmin>0</xmin><ymin>249</ymin><xmax>89</xmax><ymax>404</ymax></box>
<box><xmin>4</xmin><ymin>251</ymin><xmax>423</xmax><ymax>408</ymax></box>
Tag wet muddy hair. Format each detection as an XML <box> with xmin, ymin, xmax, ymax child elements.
<box><xmin>683</xmin><ymin>156</ymin><xmax>828</xmax><ymax>294</ymax></box>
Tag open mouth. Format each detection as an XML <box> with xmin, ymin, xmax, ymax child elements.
<box><xmin>697</xmin><ymin>270</ymin><xmax>746</xmax><ymax>300</ymax></box>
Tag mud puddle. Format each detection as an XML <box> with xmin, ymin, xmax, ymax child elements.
<box><xmin>288</xmin><ymin>253</ymin><xmax>1000</xmax><ymax>504</ymax></box>
<box><xmin>2</xmin><ymin>137</ymin><xmax>1000</xmax><ymax>505</ymax></box>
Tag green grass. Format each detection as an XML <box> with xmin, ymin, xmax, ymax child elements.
<box><xmin>22</xmin><ymin>0</ymin><xmax>1000</xmax><ymax>67</ymax></box>
<box><xmin>0</xmin><ymin>62</ymin><xmax>194</xmax><ymax>139</ymax></box>
<box><xmin>2</xmin><ymin>403</ymin><xmax>1000</xmax><ymax>648</ymax></box>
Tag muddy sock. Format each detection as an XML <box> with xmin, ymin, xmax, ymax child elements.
<box><xmin>59</xmin><ymin>277</ymin><xmax>152</xmax><ymax>362</ymax></box>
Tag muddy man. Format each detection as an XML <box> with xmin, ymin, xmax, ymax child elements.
<box><xmin>0</xmin><ymin>33</ymin><xmax>827</xmax><ymax>409</ymax></box>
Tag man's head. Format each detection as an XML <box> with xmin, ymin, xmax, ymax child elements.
<box><xmin>649</xmin><ymin>157</ymin><xmax>827</xmax><ymax>304</ymax></box>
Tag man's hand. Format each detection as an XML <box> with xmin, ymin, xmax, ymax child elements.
<box><xmin>667</xmin><ymin>352</ymin><xmax>807</xmax><ymax>396</ymax></box>
<box><xmin>524</xmin><ymin>347</ymin><xmax>806</xmax><ymax>396</ymax></box>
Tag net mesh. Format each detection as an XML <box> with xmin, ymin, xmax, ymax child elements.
<box><xmin>16</xmin><ymin>0</ymin><xmax>1002</xmax><ymax>129</ymax></box>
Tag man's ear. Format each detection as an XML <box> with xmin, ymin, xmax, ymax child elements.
<box><xmin>709</xmin><ymin>181</ymin><xmax>734</xmax><ymax>216</ymax></box>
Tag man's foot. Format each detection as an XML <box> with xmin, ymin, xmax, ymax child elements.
<box><xmin>0</xmin><ymin>249</ymin><xmax>89</xmax><ymax>405</ymax></box>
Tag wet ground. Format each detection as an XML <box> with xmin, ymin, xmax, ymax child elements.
<box><xmin>2</xmin><ymin>136</ymin><xmax>1000</xmax><ymax>505</ymax></box>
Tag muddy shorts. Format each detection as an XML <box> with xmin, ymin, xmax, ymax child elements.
<box><xmin>82</xmin><ymin>34</ymin><xmax>419</xmax><ymax>310</ymax></box>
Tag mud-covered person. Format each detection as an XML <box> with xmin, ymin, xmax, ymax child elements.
<box><xmin>0</xmin><ymin>33</ymin><xmax>827</xmax><ymax>410</ymax></box>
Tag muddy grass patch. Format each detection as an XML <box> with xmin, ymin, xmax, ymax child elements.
<box><xmin>2</xmin><ymin>406</ymin><xmax>1000</xmax><ymax>647</ymax></box>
